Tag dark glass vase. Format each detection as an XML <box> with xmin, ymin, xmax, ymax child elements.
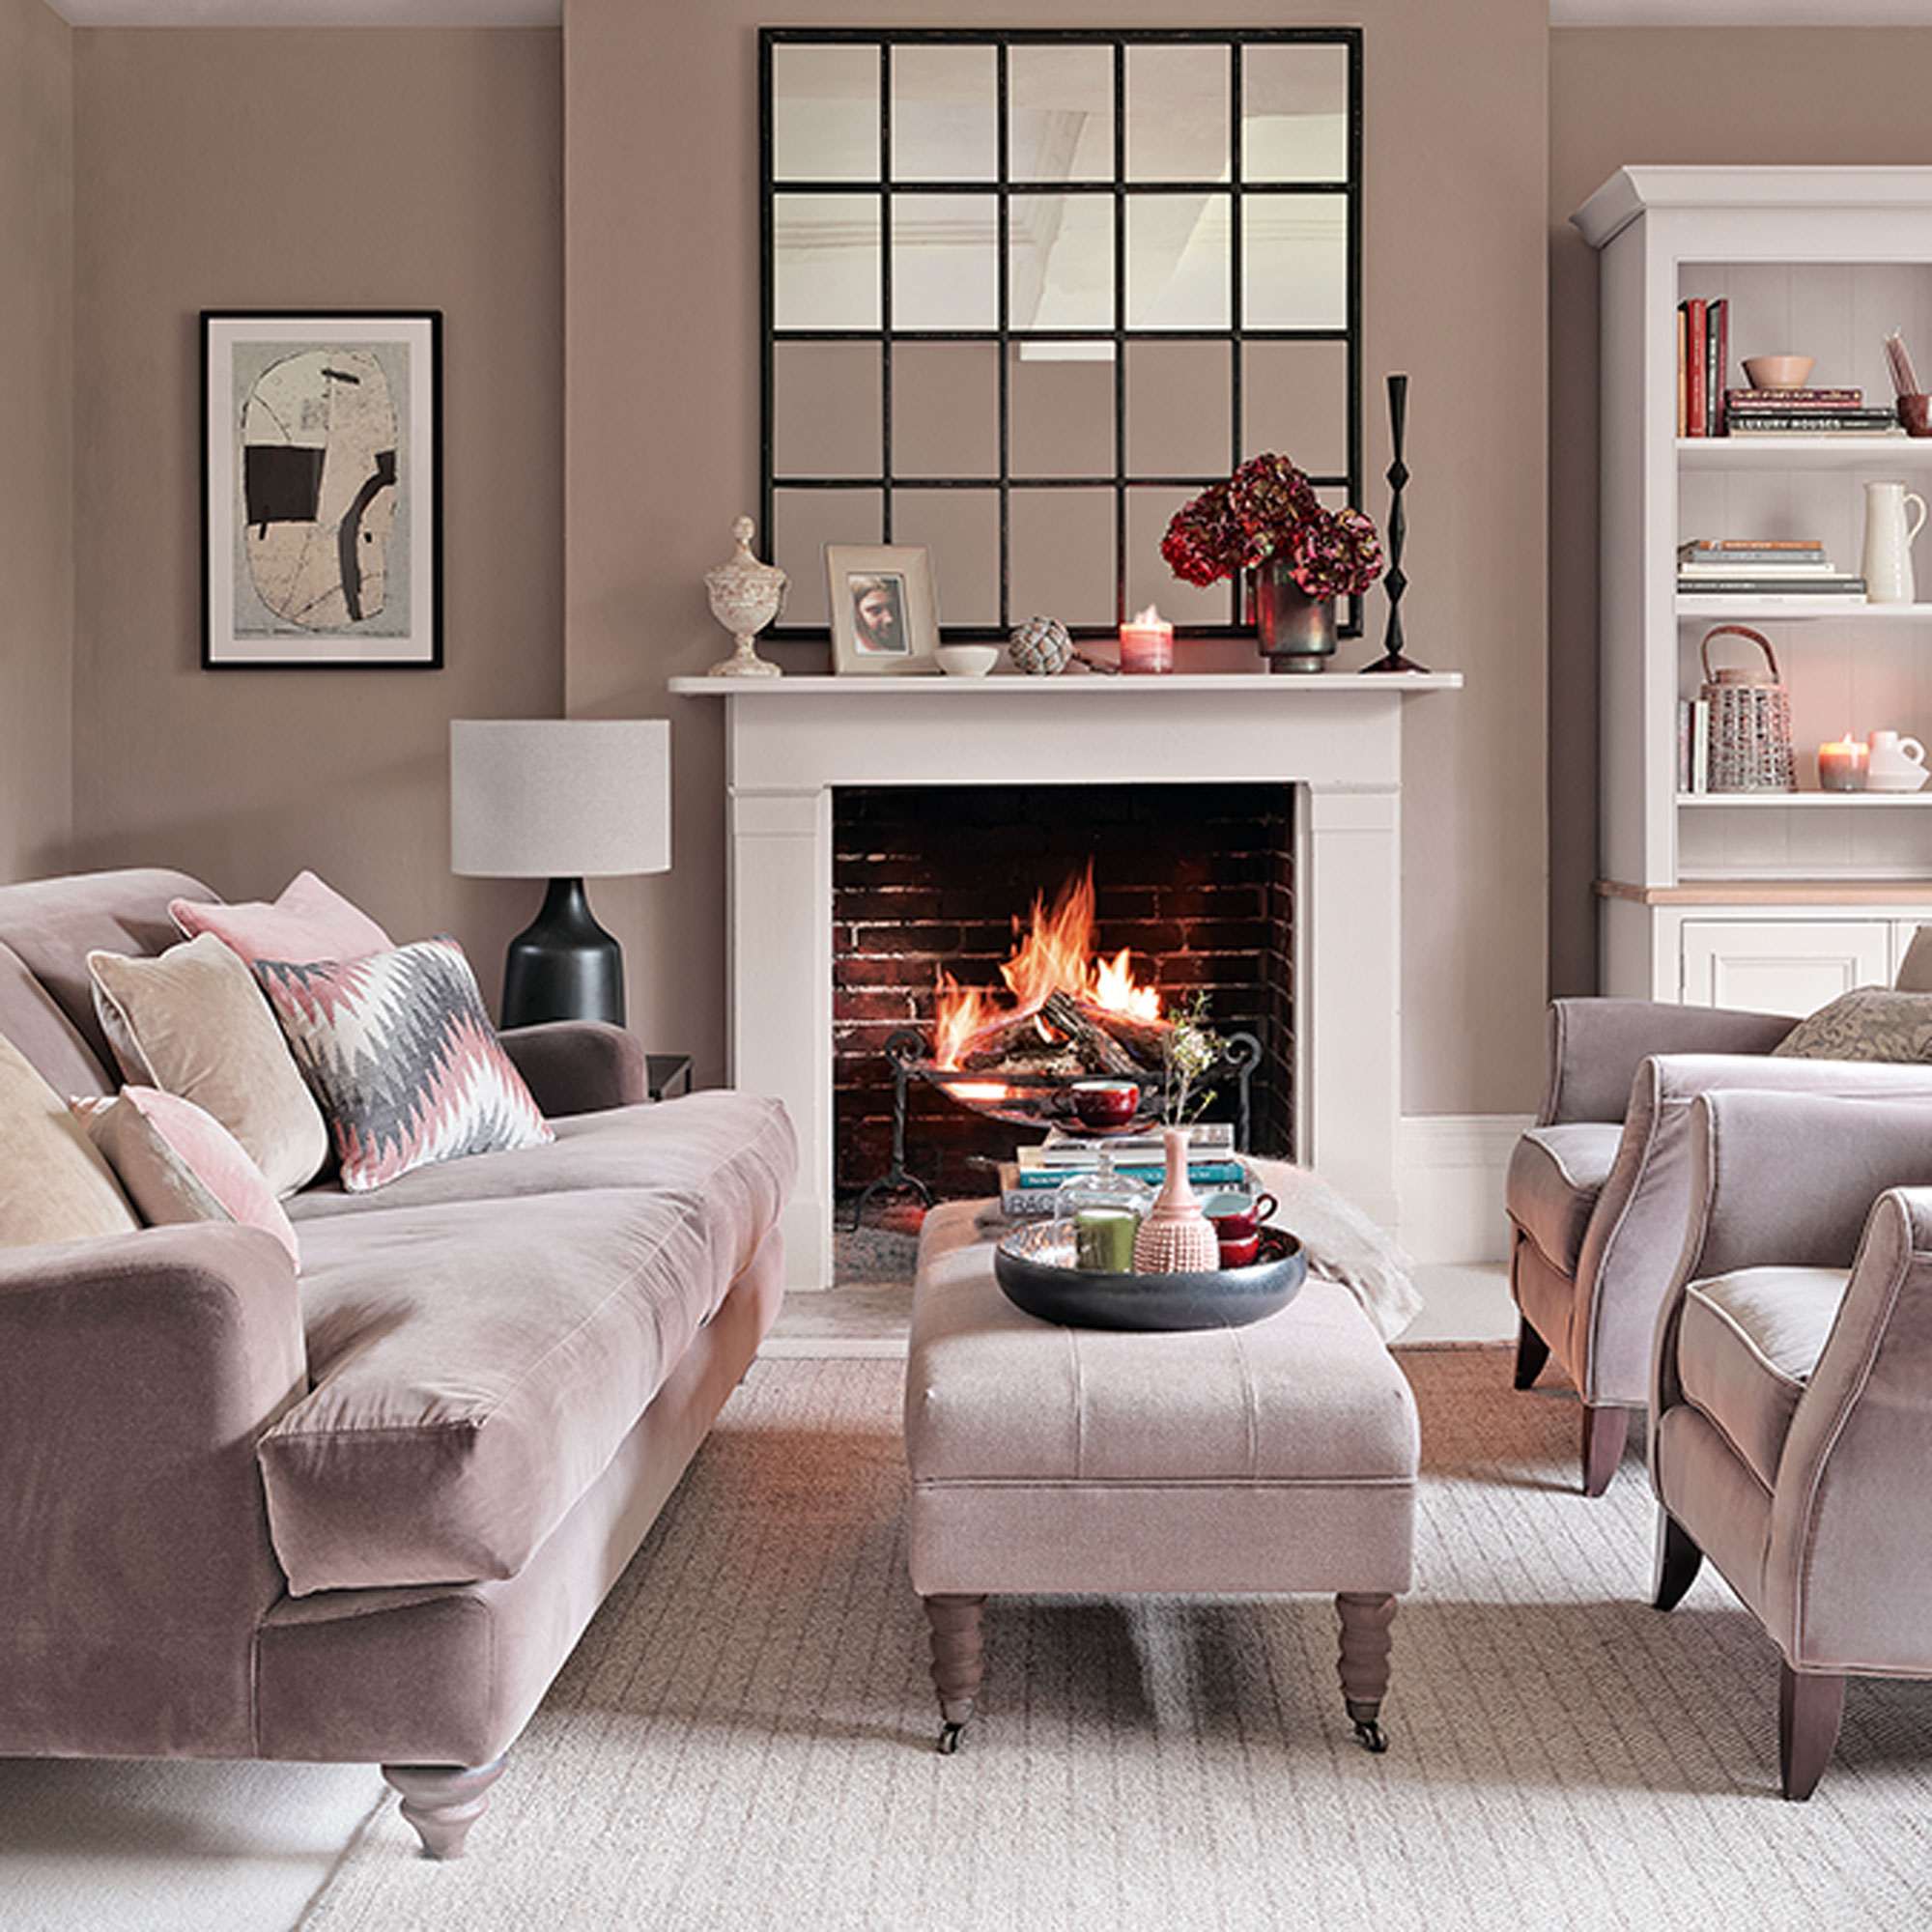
<box><xmin>1252</xmin><ymin>560</ymin><xmax>1337</xmax><ymax>673</ymax></box>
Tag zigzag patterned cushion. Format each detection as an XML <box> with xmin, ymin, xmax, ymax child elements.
<box><xmin>255</xmin><ymin>938</ymin><xmax>553</xmax><ymax>1192</ymax></box>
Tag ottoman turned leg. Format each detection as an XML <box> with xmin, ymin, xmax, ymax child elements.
<box><xmin>1335</xmin><ymin>1592</ymin><xmax>1398</xmax><ymax>1754</ymax></box>
<box><xmin>923</xmin><ymin>1593</ymin><xmax>987</xmax><ymax>1754</ymax></box>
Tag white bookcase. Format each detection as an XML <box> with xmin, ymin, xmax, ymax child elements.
<box><xmin>1575</xmin><ymin>166</ymin><xmax>1932</xmax><ymax>1014</ymax></box>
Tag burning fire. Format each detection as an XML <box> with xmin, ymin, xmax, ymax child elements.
<box><xmin>932</xmin><ymin>867</ymin><xmax>1164</xmax><ymax>1068</ymax></box>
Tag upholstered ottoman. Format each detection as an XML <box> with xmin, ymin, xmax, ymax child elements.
<box><xmin>903</xmin><ymin>1201</ymin><xmax>1421</xmax><ymax>1754</ymax></box>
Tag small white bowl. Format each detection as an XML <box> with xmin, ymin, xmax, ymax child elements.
<box><xmin>936</xmin><ymin>645</ymin><xmax>999</xmax><ymax>677</ymax></box>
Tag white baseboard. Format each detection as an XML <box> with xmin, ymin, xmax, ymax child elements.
<box><xmin>1397</xmin><ymin>1114</ymin><xmax>1531</xmax><ymax>1265</ymax></box>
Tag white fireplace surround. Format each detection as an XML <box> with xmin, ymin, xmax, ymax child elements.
<box><xmin>670</xmin><ymin>671</ymin><xmax>1461</xmax><ymax>1292</ymax></box>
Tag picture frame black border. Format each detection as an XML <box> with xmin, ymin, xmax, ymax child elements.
<box><xmin>200</xmin><ymin>308</ymin><xmax>444</xmax><ymax>671</ymax></box>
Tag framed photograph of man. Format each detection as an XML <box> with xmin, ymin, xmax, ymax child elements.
<box><xmin>202</xmin><ymin>310</ymin><xmax>442</xmax><ymax>668</ymax></box>
<box><xmin>826</xmin><ymin>544</ymin><xmax>939</xmax><ymax>675</ymax></box>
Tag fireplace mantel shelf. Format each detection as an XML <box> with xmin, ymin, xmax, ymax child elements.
<box><xmin>669</xmin><ymin>671</ymin><xmax>1463</xmax><ymax>696</ymax></box>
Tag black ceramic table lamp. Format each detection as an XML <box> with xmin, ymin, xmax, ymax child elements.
<box><xmin>449</xmin><ymin>719</ymin><xmax>670</xmax><ymax>1029</ymax></box>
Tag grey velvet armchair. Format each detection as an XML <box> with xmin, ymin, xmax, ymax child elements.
<box><xmin>1652</xmin><ymin>1087</ymin><xmax>1932</xmax><ymax>1798</ymax></box>
<box><xmin>1506</xmin><ymin>998</ymin><xmax>1932</xmax><ymax>1494</ymax></box>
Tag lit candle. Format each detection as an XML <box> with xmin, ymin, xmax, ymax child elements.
<box><xmin>1120</xmin><ymin>605</ymin><xmax>1175</xmax><ymax>675</ymax></box>
<box><xmin>1818</xmin><ymin>735</ymin><xmax>1869</xmax><ymax>792</ymax></box>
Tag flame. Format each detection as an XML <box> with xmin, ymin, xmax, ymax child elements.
<box><xmin>931</xmin><ymin>866</ymin><xmax>1164</xmax><ymax>1067</ymax></box>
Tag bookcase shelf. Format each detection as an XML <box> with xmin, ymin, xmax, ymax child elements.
<box><xmin>1575</xmin><ymin>166</ymin><xmax>1932</xmax><ymax>1012</ymax></box>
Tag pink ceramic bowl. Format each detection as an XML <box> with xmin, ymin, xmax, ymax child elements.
<box><xmin>1742</xmin><ymin>355</ymin><xmax>1814</xmax><ymax>390</ymax></box>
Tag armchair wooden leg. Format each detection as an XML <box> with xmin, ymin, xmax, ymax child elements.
<box><xmin>1652</xmin><ymin>1511</ymin><xmax>1703</xmax><ymax>1610</ymax></box>
<box><xmin>1513</xmin><ymin>1317</ymin><xmax>1550</xmax><ymax>1391</ymax></box>
<box><xmin>1778</xmin><ymin>1664</ymin><xmax>1846</xmax><ymax>1802</ymax></box>
<box><xmin>1580</xmin><ymin>1403</ymin><xmax>1630</xmax><ymax>1496</ymax></box>
<box><xmin>382</xmin><ymin>1757</ymin><xmax>505</xmax><ymax>1860</ymax></box>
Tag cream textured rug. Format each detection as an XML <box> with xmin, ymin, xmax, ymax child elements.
<box><xmin>299</xmin><ymin>1353</ymin><xmax>1932</xmax><ymax>1930</ymax></box>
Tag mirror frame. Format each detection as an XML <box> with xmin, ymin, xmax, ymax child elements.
<box><xmin>759</xmin><ymin>27</ymin><xmax>1365</xmax><ymax>645</ymax></box>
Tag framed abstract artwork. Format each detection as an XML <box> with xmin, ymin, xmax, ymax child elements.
<box><xmin>202</xmin><ymin>311</ymin><xmax>442</xmax><ymax>668</ymax></box>
<box><xmin>826</xmin><ymin>544</ymin><xmax>940</xmax><ymax>674</ymax></box>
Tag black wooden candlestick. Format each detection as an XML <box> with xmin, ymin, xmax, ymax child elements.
<box><xmin>1364</xmin><ymin>371</ymin><xmax>1426</xmax><ymax>672</ymax></box>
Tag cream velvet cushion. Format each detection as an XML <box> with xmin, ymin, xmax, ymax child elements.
<box><xmin>73</xmin><ymin>1086</ymin><xmax>300</xmax><ymax>1270</ymax></box>
<box><xmin>87</xmin><ymin>934</ymin><xmax>328</xmax><ymax>1198</ymax></box>
<box><xmin>0</xmin><ymin>1032</ymin><xmax>140</xmax><ymax>1245</ymax></box>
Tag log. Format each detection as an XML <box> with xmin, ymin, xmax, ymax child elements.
<box><xmin>959</xmin><ymin>1010</ymin><xmax>1059</xmax><ymax>1069</ymax></box>
<box><xmin>1038</xmin><ymin>990</ymin><xmax>1144</xmax><ymax>1074</ymax></box>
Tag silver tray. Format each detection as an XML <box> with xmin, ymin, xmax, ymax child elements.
<box><xmin>993</xmin><ymin>1221</ymin><xmax>1307</xmax><ymax>1332</ymax></box>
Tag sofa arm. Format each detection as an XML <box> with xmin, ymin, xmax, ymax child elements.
<box><xmin>1766</xmin><ymin>1183</ymin><xmax>1932</xmax><ymax>1667</ymax></box>
<box><xmin>1541</xmin><ymin>999</ymin><xmax>1797</xmax><ymax>1125</ymax></box>
<box><xmin>498</xmin><ymin>1019</ymin><xmax>648</xmax><ymax>1116</ymax></box>
<box><xmin>0</xmin><ymin>1223</ymin><xmax>307</xmax><ymax>1757</ymax></box>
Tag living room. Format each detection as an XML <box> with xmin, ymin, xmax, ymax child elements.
<box><xmin>5</xmin><ymin>0</ymin><xmax>1932</xmax><ymax>1926</ymax></box>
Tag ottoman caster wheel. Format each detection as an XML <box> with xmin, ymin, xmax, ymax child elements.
<box><xmin>937</xmin><ymin>1716</ymin><xmax>970</xmax><ymax>1755</ymax></box>
<box><xmin>1347</xmin><ymin>1700</ymin><xmax>1389</xmax><ymax>1754</ymax></box>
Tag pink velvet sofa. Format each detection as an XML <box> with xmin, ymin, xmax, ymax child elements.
<box><xmin>0</xmin><ymin>868</ymin><xmax>796</xmax><ymax>1857</ymax></box>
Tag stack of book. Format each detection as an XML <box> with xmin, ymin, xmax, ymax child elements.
<box><xmin>1676</xmin><ymin>537</ymin><xmax>1866</xmax><ymax>605</ymax></box>
<box><xmin>1677</xmin><ymin>297</ymin><xmax>1728</xmax><ymax>437</ymax></box>
<box><xmin>997</xmin><ymin>1122</ymin><xmax>1246</xmax><ymax>1217</ymax></box>
<box><xmin>1723</xmin><ymin>386</ymin><xmax>1896</xmax><ymax>436</ymax></box>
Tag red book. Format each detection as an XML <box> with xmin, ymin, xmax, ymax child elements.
<box><xmin>1685</xmin><ymin>298</ymin><xmax>1709</xmax><ymax>438</ymax></box>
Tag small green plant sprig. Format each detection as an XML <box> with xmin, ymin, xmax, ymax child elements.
<box><xmin>1161</xmin><ymin>993</ymin><xmax>1222</xmax><ymax>1128</ymax></box>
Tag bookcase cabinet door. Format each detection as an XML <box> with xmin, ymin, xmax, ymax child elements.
<box><xmin>1680</xmin><ymin>918</ymin><xmax>1890</xmax><ymax>1013</ymax></box>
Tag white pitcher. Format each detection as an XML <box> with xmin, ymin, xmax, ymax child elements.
<box><xmin>1868</xmin><ymin>728</ymin><xmax>1929</xmax><ymax>791</ymax></box>
<box><xmin>1862</xmin><ymin>480</ymin><xmax>1929</xmax><ymax>605</ymax></box>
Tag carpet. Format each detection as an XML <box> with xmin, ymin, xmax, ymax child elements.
<box><xmin>298</xmin><ymin>1352</ymin><xmax>1932</xmax><ymax>1930</ymax></box>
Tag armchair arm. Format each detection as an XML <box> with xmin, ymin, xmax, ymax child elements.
<box><xmin>1652</xmin><ymin>1090</ymin><xmax>1932</xmax><ymax>1432</ymax></box>
<box><xmin>0</xmin><ymin>1223</ymin><xmax>306</xmax><ymax>1757</ymax></box>
<box><xmin>1766</xmin><ymin>1184</ymin><xmax>1932</xmax><ymax>1670</ymax></box>
<box><xmin>498</xmin><ymin>1018</ymin><xmax>648</xmax><ymax>1117</ymax></box>
<box><xmin>1577</xmin><ymin>1056</ymin><xmax>1932</xmax><ymax>1408</ymax></box>
<box><xmin>1541</xmin><ymin>999</ymin><xmax>1797</xmax><ymax>1125</ymax></box>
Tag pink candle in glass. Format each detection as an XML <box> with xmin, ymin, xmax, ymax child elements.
<box><xmin>1818</xmin><ymin>736</ymin><xmax>1868</xmax><ymax>792</ymax></box>
<box><xmin>1120</xmin><ymin>605</ymin><xmax>1174</xmax><ymax>674</ymax></box>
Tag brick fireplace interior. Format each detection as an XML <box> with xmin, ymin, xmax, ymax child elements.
<box><xmin>833</xmin><ymin>782</ymin><xmax>1295</xmax><ymax>1201</ymax></box>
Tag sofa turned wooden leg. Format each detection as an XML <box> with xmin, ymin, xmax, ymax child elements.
<box><xmin>1652</xmin><ymin>1512</ymin><xmax>1704</xmax><ymax>1611</ymax></box>
<box><xmin>1779</xmin><ymin>1664</ymin><xmax>1846</xmax><ymax>1802</ymax></box>
<box><xmin>382</xmin><ymin>1757</ymin><xmax>506</xmax><ymax>1859</ymax></box>
<box><xmin>1513</xmin><ymin>1317</ymin><xmax>1550</xmax><ymax>1390</ymax></box>
<box><xmin>923</xmin><ymin>1593</ymin><xmax>987</xmax><ymax>1754</ymax></box>
<box><xmin>1335</xmin><ymin>1591</ymin><xmax>1398</xmax><ymax>1753</ymax></box>
<box><xmin>1580</xmin><ymin>1403</ymin><xmax>1631</xmax><ymax>1497</ymax></box>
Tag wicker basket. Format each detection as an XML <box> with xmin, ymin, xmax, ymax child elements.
<box><xmin>1700</xmin><ymin>625</ymin><xmax>1797</xmax><ymax>792</ymax></box>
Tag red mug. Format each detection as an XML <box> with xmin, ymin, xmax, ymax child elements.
<box><xmin>1205</xmin><ymin>1190</ymin><xmax>1279</xmax><ymax>1245</ymax></box>
<box><xmin>1070</xmin><ymin>1078</ymin><xmax>1140</xmax><ymax>1129</ymax></box>
<box><xmin>1217</xmin><ymin>1234</ymin><xmax>1261</xmax><ymax>1268</ymax></box>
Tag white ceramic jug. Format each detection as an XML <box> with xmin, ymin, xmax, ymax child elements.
<box><xmin>1862</xmin><ymin>481</ymin><xmax>1929</xmax><ymax>605</ymax></box>
<box><xmin>1868</xmin><ymin>728</ymin><xmax>1929</xmax><ymax>791</ymax></box>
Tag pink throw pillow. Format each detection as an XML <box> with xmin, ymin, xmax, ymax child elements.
<box><xmin>73</xmin><ymin>1086</ymin><xmax>300</xmax><ymax>1270</ymax></box>
<box><xmin>169</xmin><ymin>870</ymin><xmax>392</xmax><ymax>968</ymax></box>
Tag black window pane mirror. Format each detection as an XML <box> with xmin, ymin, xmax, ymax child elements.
<box><xmin>762</xmin><ymin>28</ymin><xmax>1363</xmax><ymax>644</ymax></box>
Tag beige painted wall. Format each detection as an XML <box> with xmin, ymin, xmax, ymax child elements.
<box><xmin>564</xmin><ymin>0</ymin><xmax>1551</xmax><ymax>1116</ymax></box>
<box><xmin>69</xmin><ymin>27</ymin><xmax>564</xmax><ymax>992</ymax></box>
<box><xmin>1548</xmin><ymin>28</ymin><xmax>1932</xmax><ymax>998</ymax></box>
<box><xmin>1</xmin><ymin>0</ymin><xmax>73</xmax><ymax>884</ymax></box>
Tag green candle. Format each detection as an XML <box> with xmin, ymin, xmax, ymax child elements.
<box><xmin>1075</xmin><ymin>1207</ymin><xmax>1138</xmax><ymax>1273</ymax></box>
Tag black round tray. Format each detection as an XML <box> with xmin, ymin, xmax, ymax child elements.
<box><xmin>993</xmin><ymin>1222</ymin><xmax>1307</xmax><ymax>1331</ymax></box>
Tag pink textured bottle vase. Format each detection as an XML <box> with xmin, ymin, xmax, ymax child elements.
<box><xmin>1131</xmin><ymin>1126</ymin><xmax>1220</xmax><ymax>1274</ymax></box>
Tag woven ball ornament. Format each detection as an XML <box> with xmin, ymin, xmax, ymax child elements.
<box><xmin>1008</xmin><ymin>614</ymin><xmax>1073</xmax><ymax>676</ymax></box>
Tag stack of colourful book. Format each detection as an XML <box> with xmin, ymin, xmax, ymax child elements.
<box><xmin>1722</xmin><ymin>387</ymin><xmax>1896</xmax><ymax>436</ymax></box>
<box><xmin>1676</xmin><ymin>297</ymin><xmax>1728</xmax><ymax>437</ymax></box>
<box><xmin>998</xmin><ymin>1122</ymin><xmax>1246</xmax><ymax>1216</ymax></box>
<box><xmin>1676</xmin><ymin>537</ymin><xmax>1866</xmax><ymax>603</ymax></box>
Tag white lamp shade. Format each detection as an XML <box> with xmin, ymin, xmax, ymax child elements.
<box><xmin>450</xmin><ymin>719</ymin><xmax>671</xmax><ymax>879</ymax></box>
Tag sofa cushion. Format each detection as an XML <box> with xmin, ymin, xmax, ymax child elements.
<box><xmin>0</xmin><ymin>1033</ymin><xmax>140</xmax><ymax>1246</ymax></box>
<box><xmin>87</xmin><ymin>934</ymin><xmax>329</xmax><ymax>1198</ymax></box>
<box><xmin>74</xmin><ymin>1087</ymin><xmax>300</xmax><ymax>1270</ymax></box>
<box><xmin>1771</xmin><ymin>988</ymin><xmax>1932</xmax><ymax>1064</ymax></box>
<box><xmin>170</xmin><ymin>869</ymin><xmax>392</xmax><ymax>967</ymax></box>
<box><xmin>1678</xmin><ymin>1265</ymin><xmax>1848</xmax><ymax>1491</ymax></box>
<box><xmin>1506</xmin><ymin>1122</ymin><xmax>1622</xmax><ymax>1276</ymax></box>
<box><xmin>254</xmin><ymin>938</ymin><xmax>552</xmax><ymax>1192</ymax></box>
<box><xmin>257</xmin><ymin>1091</ymin><xmax>796</xmax><ymax>1594</ymax></box>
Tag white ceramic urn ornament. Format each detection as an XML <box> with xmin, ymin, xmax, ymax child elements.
<box><xmin>704</xmin><ymin>516</ymin><xmax>786</xmax><ymax>677</ymax></box>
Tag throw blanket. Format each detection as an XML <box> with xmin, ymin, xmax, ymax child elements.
<box><xmin>1244</xmin><ymin>1158</ymin><xmax>1423</xmax><ymax>1342</ymax></box>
